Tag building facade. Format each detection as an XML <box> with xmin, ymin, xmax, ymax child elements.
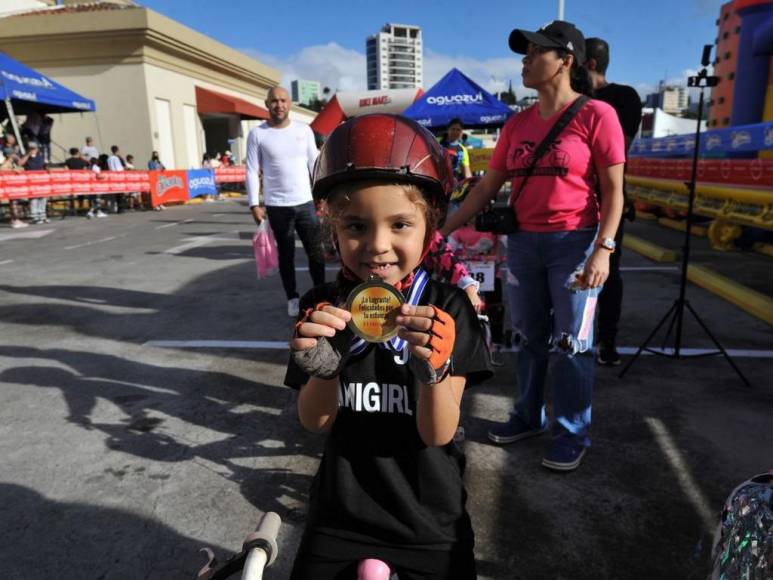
<box><xmin>644</xmin><ymin>84</ymin><xmax>689</xmax><ymax>116</ymax></box>
<box><xmin>290</xmin><ymin>79</ymin><xmax>321</xmax><ymax>106</ymax></box>
<box><xmin>366</xmin><ymin>23</ymin><xmax>423</xmax><ymax>90</ymax></box>
<box><xmin>0</xmin><ymin>0</ymin><xmax>314</xmax><ymax>168</ymax></box>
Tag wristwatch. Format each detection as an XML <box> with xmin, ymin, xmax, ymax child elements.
<box><xmin>596</xmin><ymin>237</ymin><xmax>616</xmax><ymax>252</ymax></box>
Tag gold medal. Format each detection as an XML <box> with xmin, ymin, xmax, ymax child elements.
<box><xmin>346</xmin><ymin>274</ymin><xmax>405</xmax><ymax>343</ymax></box>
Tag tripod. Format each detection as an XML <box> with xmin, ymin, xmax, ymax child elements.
<box><xmin>619</xmin><ymin>45</ymin><xmax>751</xmax><ymax>388</ymax></box>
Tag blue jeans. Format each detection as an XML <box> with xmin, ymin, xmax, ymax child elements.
<box><xmin>505</xmin><ymin>228</ymin><xmax>600</xmax><ymax>447</ymax></box>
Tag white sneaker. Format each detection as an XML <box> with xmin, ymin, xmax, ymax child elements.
<box><xmin>10</xmin><ymin>219</ymin><xmax>29</xmax><ymax>229</ymax></box>
<box><xmin>86</xmin><ymin>210</ymin><xmax>95</xmax><ymax>219</ymax></box>
<box><xmin>95</xmin><ymin>210</ymin><xmax>107</xmax><ymax>218</ymax></box>
<box><xmin>287</xmin><ymin>298</ymin><xmax>300</xmax><ymax>317</ymax></box>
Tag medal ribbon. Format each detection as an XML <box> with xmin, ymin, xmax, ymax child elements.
<box><xmin>349</xmin><ymin>267</ymin><xmax>430</xmax><ymax>355</ymax></box>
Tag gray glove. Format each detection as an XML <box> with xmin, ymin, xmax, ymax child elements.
<box><xmin>291</xmin><ymin>325</ymin><xmax>353</xmax><ymax>380</ymax></box>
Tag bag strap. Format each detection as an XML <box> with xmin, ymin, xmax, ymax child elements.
<box><xmin>510</xmin><ymin>95</ymin><xmax>590</xmax><ymax>205</ymax></box>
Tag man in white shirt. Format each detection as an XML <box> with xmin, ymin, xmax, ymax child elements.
<box><xmin>246</xmin><ymin>86</ymin><xmax>325</xmax><ymax>317</ymax></box>
<box><xmin>81</xmin><ymin>136</ymin><xmax>99</xmax><ymax>161</ymax></box>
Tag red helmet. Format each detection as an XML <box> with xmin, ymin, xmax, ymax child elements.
<box><xmin>312</xmin><ymin>114</ymin><xmax>454</xmax><ymax>210</ymax></box>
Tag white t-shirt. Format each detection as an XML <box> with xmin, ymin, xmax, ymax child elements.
<box><xmin>81</xmin><ymin>145</ymin><xmax>99</xmax><ymax>160</ymax></box>
<box><xmin>246</xmin><ymin>121</ymin><xmax>318</xmax><ymax>208</ymax></box>
<box><xmin>107</xmin><ymin>154</ymin><xmax>124</xmax><ymax>171</ymax></box>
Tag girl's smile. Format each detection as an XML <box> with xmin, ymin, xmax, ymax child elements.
<box><xmin>334</xmin><ymin>184</ymin><xmax>428</xmax><ymax>286</ymax></box>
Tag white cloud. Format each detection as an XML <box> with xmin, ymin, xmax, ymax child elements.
<box><xmin>240</xmin><ymin>43</ymin><xmax>532</xmax><ymax>98</ymax></box>
<box><xmin>242</xmin><ymin>43</ymin><xmax>366</xmax><ymax>93</ymax></box>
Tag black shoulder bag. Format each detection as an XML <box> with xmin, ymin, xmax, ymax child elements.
<box><xmin>475</xmin><ymin>95</ymin><xmax>590</xmax><ymax>235</ymax></box>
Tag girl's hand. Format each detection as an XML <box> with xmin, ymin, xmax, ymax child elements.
<box><xmin>464</xmin><ymin>285</ymin><xmax>483</xmax><ymax>313</ymax></box>
<box><xmin>291</xmin><ymin>304</ymin><xmax>351</xmax><ymax>351</ymax></box>
<box><xmin>581</xmin><ymin>249</ymin><xmax>611</xmax><ymax>289</ymax></box>
<box><xmin>396</xmin><ymin>304</ymin><xmax>456</xmax><ymax>384</ymax></box>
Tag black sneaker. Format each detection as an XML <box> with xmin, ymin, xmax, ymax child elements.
<box><xmin>597</xmin><ymin>343</ymin><xmax>621</xmax><ymax>366</ymax></box>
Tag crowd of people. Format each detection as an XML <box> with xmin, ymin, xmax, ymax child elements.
<box><xmin>1</xmin><ymin>127</ymin><xmax>241</xmax><ymax>226</ymax></box>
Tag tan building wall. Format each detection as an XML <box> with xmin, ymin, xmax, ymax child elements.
<box><xmin>36</xmin><ymin>62</ymin><xmax>152</xmax><ymax>164</ymax></box>
<box><xmin>0</xmin><ymin>4</ymin><xmax>282</xmax><ymax>167</ymax></box>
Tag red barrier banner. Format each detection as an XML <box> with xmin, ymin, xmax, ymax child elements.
<box><xmin>105</xmin><ymin>171</ymin><xmax>129</xmax><ymax>193</ymax></box>
<box><xmin>628</xmin><ymin>158</ymin><xmax>773</xmax><ymax>187</ymax></box>
<box><xmin>49</xmin><ymin>170</ymin><xmax>73</xmax><ymax>196</ymax></box>
<box><xmin>150</xmin><ymin>170</ymin><xmax>189</xmax><ymax>207</ymax></box>
<box><xmin>3</xmin><ymin>172</ymin><xmax>30</xmax><ymax>200</ymax></box>
<box><xmin>70</xmin><ymin>169</ymin><xmax>94</xmax><ymax>194</ymax></box>
<box><xmin>214</xmin><ymin>166</ymin><xmax>246</xmax><ymax>183</ymax></box>
<box><xmin>0</xmin><ymin>169</ymin><xmax>229</xmax><ymax>201</ymax></box>
<box><xmin>91</xmin><ymin>173</ymin><xmax>108</xmax><ymax>194</ymax></box>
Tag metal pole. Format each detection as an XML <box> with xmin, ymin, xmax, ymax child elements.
<box><xmin>674</xmin><ymin>87</ymin><xmax>704</xmax><ymax>357</ymax></box>
<box><xmin>558</xmin><ymin>0</ymin><xmax>565</xmax><ymax>20</ymax></box>
<box><xmin>4</xmin><ymin>98</ymin><xmax>25</xmax><ymax>155</ymax></box>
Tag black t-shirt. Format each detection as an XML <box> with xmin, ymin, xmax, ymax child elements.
<box><xmin>285</xmin><ymin>278</ymin><xmax>491</xmax><ymax>550</ymax></box>
<box><xmin>65</xmin><ymin>157</ymin><xmax>89</xmax><ymax>170</ymax></box>
<box><xmin>593</xmin><ymin>83</ymin><xmax>643</xmax><ymax>142</ymax></box>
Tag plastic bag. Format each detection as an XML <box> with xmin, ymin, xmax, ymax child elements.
<box><xmin>253</xmin><ymin>220</ymin><xmax>278</xmax><ymax>279</ymax></box>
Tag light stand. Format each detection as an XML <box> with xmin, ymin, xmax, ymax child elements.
<box><xmin>619</xmin><ymin>45</ymin><xmax>751</xmax><ymax>388</ymax></box>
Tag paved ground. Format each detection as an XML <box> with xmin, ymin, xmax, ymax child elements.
<box><xmin>0</xmin><ymin>199</ymin><xmax>771</xmax><ymax>579</ymax></box>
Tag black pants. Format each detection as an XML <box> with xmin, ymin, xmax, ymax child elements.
<box><xmin>266</xmin><ymin>201</ymin><xmax>326</xmax><ymax>299</ymax></box>
<box><xmin>597</xmin><ymin>221</ymin><xmax>624</xmax><ymax>345</ymax></box>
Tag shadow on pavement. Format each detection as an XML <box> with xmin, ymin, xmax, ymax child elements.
<box><xmin>0</xmin><ymin>346</ymin><xmax>320</xmax><ymax>520</ymax></box>
<box><xmin>0</xmin><ymin>483</ymin><xmax>226</xmax><ymax>579</ymax></box>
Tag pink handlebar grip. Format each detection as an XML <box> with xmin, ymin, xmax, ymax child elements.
<box><xmin>357</xmin><ymin>558</ymin><xmax>391</xmax><ymax>580</ymax></box>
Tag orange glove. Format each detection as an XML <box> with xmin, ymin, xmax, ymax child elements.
<box><xmin>408</xmin><ymin>305</ymin><xmax>455</xmax><ymax>385</ymax></box>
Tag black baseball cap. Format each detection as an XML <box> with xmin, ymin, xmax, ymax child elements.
<box><xmin>509</xmin><ymin>20</ymin><xmax>586</xmax><ymax>65</ymax></box>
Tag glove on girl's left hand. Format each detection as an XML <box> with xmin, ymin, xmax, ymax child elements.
<box><xmin>396</xmin><ymin>304</ymin><xmax>456</xmax><ymax>385</ymax></box>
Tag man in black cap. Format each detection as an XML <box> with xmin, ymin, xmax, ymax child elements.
<box><xmin>584</xmin><ymin>37</ymin><xmax>643</xmax><ymax>366</ymax></box>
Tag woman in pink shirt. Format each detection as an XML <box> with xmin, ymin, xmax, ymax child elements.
<box><xmin>442</xmin><ymin>21</ymin><xmax>625</xmax><ymax>471</ymax></box>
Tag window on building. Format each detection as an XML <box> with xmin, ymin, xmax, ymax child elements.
<box><xmin>723</xmin><ymin>11</ymin><xmax>729</xmax><ymax>20</ymax></box>
<box><xmin>718</xmin><ymin>97</ymin><xmax>725</xmax><ymax>104</ymax></box>
<box><xmin>728</xmin><ymin>72</ymin><xmax>735</xmax><ymax>80</ymax></box>
<box><xmin>722</xmin><ymin>117</ymin><xmax>730</xmax><ymax>125</ymax></box>
<box><xmin>724</xmin><ymin>51</ymin><xmax>731</xmax><ymax>59</ymax></box>
<box><xmin>723</xmin><ymin>31</ymin><xmax>729</xmax><ymax>39</ymax></box>
<box><xmin>735</xmin><ymin>25</ymin><xmax>741</xmax><ymax>34</ymax></box>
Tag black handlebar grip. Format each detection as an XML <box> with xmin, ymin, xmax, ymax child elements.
<box><xmin>242</xmin><ymin>512</ymin><xmax>281</xmax><ymax>567</ymax></box>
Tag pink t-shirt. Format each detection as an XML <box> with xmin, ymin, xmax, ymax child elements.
<box><xmin>489</xmin><ymin>98</ymin><xmax>625</xmax><ymax>232</ymax></box>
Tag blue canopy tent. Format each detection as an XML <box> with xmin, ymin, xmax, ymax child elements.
<box><xmin>0</xmin><ymin>52</ymin><xmax>96</xmax><ymax>153</ymax></box>
<box><xmin>402</xmin><ymin>68</ymin><xmax>512</xmax><ymax>129</ymax></box>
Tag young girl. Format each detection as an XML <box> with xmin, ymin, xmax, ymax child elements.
<box><xmin>285</xmin><ymin>114</ymin><xmax>491</xmax><ymax>579</ymax></box>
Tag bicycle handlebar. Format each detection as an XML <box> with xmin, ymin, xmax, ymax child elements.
<box><xmin>242</xmin><ymin>511</ymin><xmax>281</xmax><ymax>567</ymax></box>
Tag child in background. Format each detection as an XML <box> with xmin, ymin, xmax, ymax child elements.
<box><xmin>286</xmin><ymin>114</ymin><xmax>491</xmax><ymax>579</ymax></box>
<box><xmin>448</xmin><ymin>209</ymin><xmax>507</xmax><ymax>365</ymax></box>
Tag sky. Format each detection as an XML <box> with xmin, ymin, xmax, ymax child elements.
<box><xmin>139</xmin><ymin>0</ymin><xmax>725</xmax><ymax>99</ymax></box>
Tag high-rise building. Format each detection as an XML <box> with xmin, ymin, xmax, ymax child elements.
<box><xmin>644</xmin><ymin>83</ymin><xmax>689</xmax><ymax>115</ymax></box>
<box><xmin>366</xmin><ymin>23</ymin><xmax>423</xmax><ymax>90</ymax></box>
<box><xmin>290</xmin><ymin>79</ymin><xmax>321</xmax><ymax>106</ymax></box>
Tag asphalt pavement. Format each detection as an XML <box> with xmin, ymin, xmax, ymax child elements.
<box><xmin>0</xmin><ymin>199</ymin><xmax>771</xmax><ymax>579</ymax></box>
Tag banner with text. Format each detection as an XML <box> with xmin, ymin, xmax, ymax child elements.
<box><xmin>150</xmin><ymin>170</ymin><xmax>188</xmax><ymax>207</ymax></box>
<box><xmin>187</xmin><ymin>169</ymin><xmax>217</xmax><ymax>198</ymax></box>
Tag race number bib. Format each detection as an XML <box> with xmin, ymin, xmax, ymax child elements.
<box><xmin>467</xmin><ymin>260</ymin><xmax>495</xmax><ymax>292</ymax></box>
